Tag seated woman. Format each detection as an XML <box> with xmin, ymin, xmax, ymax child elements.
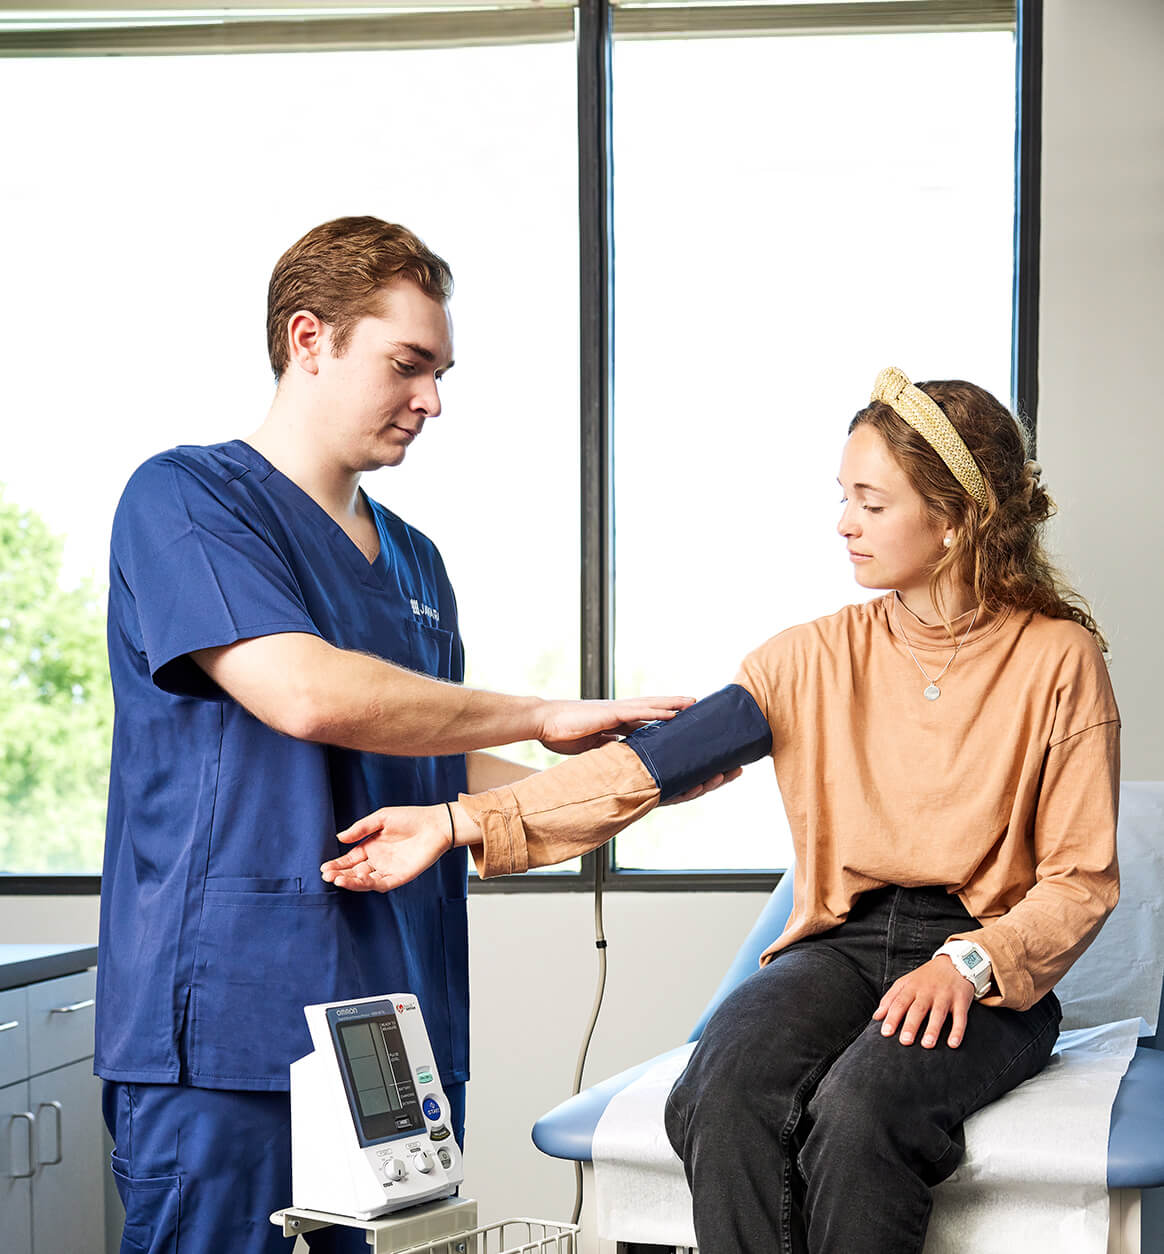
<box><xmin>321</xmin><ymin>367</ymin><xmax>1120</xmax><ymax>1254</ymax></box>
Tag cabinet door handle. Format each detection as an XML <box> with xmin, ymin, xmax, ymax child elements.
<box><xmin>36</xmin><ymin>1101</ymin><xmax>63</xmax><ymax>1166</ymax></box>
<box><xmin>7</xmin><ymin>1112</ymin><xmax>36</xmax><ymax>1179</ymax></box>
<box><xmin>50</xmin><ymin>999</ymin><xmax>95</xmax><ymax>1014</ymax></box>
<box><xmin>0</xmin><ymin>1019</ymin><xmax>19</xmax><ymax>1032</ymax></box>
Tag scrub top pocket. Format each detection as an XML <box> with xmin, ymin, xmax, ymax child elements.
<box><xmin>406</xmin><ymin>620</ymin><xmax>456</xmax><ymax>681</ymax></box>
<box><xmin>189</xmin><ymin>890</ymin><xmax>357</xmax><ymax>1088</ymax></box>
<box><xmin>187</xmin><ymin>883</ymin><xmax>463</xmax><ymax>1090</ymax></box>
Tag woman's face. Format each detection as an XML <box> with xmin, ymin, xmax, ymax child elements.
<box><xmin>837</xmin><ymin>424</ymin><xmax>951</xmax><ymax>603</ymax></box>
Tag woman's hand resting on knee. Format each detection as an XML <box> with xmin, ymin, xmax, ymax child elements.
<box><xmin>872</xmin><ymin>957</ymin><xmax>976</xmax><ymax>1049</ymax></box>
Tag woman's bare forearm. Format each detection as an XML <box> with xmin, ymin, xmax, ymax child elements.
<box><xmin>466</xmin><ymin>751</ymin><xmax>539</xmax><ymax>792</ymax></box>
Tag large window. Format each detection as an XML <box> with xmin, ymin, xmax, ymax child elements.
<box><xmin>611</xmin><ymin>28</ymin><xmax>1017</xmax><ymax>872</ymax></box>
<box><xmin>0</xmin><ymin>38</ymin><xmax>579</xmax><ymax>876</ymax></box>
<box><xmin>0</xmin><ymin>3</ymin><xmax>1024</xmax><ymax>887</ymax></box>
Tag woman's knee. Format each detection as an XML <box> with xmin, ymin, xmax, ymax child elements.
<box><xmin>802</xmin><ymin>1034</ymin><xmax>962</xmax><ymax>1182</ymax></box>
<box><xmin>666</xmin><ymin>1034</ymin><xmax>775</xmax><ymax>1145</ymax></box>
<box><xmin>663</xmin><ymin>1088</ymin><xmax>688</xmax><ymax>1161</ymax></box>
<box><xmin>674</xmin><ymin>951</ymin><xmax>877</xmax><ymax>1130</ymax></box>
<box><xmin>698</xmin><ymin>949</ymin><xmax>870</xmax><ymax>1073</ymax></box>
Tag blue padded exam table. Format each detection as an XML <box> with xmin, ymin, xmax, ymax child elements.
<box><xmin>534</xmin><ymin>870</ymin><xmax>1164</xmax><ymax>1253</ymax></box>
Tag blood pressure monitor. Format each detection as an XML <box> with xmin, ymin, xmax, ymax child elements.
<box><xmin>290</xmin><ymin>994</ymin><xmax>464</xmax><ymax>1219</ymax></box>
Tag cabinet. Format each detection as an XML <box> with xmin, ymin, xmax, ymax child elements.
<box><xmin>1</xmin><ymin>966</ymin><xmax>104</xmax><ymax>1254</ymax></box>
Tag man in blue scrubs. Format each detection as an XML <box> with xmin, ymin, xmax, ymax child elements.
<box><xmin>97</xmin><ymin>216</ymin><xmax>688</xmax><ymax>1253</ymax></box>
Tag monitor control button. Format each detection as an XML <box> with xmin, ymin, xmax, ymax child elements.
<box><xmin>412</xmin><ymin>1150</ymin><xmax>434</xmax><ymax>1175</ymax></box>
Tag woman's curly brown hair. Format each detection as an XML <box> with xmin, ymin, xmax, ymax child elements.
<box><xmin>849</xmin><ymin>380</ymin><xmax>1108</xmax><ymax>652</ymax></box>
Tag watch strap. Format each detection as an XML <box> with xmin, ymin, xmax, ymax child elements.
<box><xmin>934</xmin><ymin>940</ymin><xmax>992</xmax><ymax>999</ymax></box>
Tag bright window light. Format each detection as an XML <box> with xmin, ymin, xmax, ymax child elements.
<box><xmin>0</xmin><ymin>43</ymin><xmax>579</xmax><ymax>874</ymax></box>
<box><xmin>611</xmin><ymin>30</ymin><xmax>1016</xmax><ymax>872</ymax></box>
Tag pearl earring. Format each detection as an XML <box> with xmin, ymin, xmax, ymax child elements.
<box><xmin>943</xmin><ymin>536</ymin><xmax>952</xmax><ymax>549</ymax></box>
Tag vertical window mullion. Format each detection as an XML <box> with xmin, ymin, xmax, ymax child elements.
<box><xmin>577</xmin><ymin>0</ymin><xmax>616</xmax><ymax>886</ymax></box>
<box><xmin>1012</xmin><ymin>0</ymin><xmax>1042</xmax><ymax>444</ymax></box>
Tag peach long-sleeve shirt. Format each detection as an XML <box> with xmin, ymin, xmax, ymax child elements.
<box><xmin>461</xmin><ymin>595</ymin><xmax>1120</xmax><ymax>1010</ymax></box>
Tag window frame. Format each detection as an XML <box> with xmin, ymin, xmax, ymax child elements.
<box><xmin>0</xmin><ymin>0</ymin><xmax>1039</xmax><ymax>896</ymax></box>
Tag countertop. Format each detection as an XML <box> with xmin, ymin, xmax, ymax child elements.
<box><xmin>0</xmin><ymin>943</ymin><xmax>98</xmax><ymax>991</ymax></box>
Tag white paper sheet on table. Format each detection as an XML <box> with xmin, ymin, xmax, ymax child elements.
<box><xmin>592</xmin><ymin>1042</ymin><xmax>698</xmax><ymax>1249</ymax></box>
<box><xmin>924</xmin><ymin>1018</ymin><xmax>1141</xmax><ymax>1254</ymax></box>
<box><xmin>592</xmin><ymin>1020</ymin><xmax>1141</xmax><ymax>1252</ymax></box>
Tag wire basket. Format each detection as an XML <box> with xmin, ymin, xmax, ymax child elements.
<box><xmin>395</xmin><ymin>1217</ymin><xmax>578</xmax><ymax>1254</ymax></box>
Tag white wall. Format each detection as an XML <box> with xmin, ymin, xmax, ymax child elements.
<box><xmin>4</xmin><ymin>0</ymin><xmax>1162</xmax><ymax>1238</ymax></box>
<box><xmin>0</xmin><ymin>896</ymin><xmax>99</xmax><ymax>944</ymax></box>
<box><xmin>1038</xmin><ymin>0</ymin><xmax>1164</xmax><ymax>779</ymax></box>
<box><xmin>462</xmin><ymin>889</ymin><xmax>767</xmax><ymax>1226</ymax></box>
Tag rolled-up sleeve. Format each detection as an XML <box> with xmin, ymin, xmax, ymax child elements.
<box><xmin>459</xmin><ymin>742</ymin><xmax>660</xmax><ymax>878</ymax></box>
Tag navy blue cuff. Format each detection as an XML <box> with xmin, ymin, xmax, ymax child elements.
<box><xmin>624</xmin><ymin>684</ymin><xmax>773</xmax><ymax>802</ymax></box>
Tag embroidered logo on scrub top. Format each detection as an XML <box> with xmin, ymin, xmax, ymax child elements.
<box><xmin>409</xmin><ymin>597</ymin><xmax>440</xmax><ymax>625</ymax></box>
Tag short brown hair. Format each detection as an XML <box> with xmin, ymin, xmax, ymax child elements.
<box><xmin>266</xmin><ymin>216</ymin><xmax>453</xmax><ymax>379</ymax></box>
<box><xmin>849</xmin><ymin>381</ymin><xmax>1107</xmax><ymax>651</ymax></box>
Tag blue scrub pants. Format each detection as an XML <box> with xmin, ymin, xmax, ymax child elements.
<box><xmin>664</xmin><ymin>885</ymin><xmax>1061</xmax><ymax>1254</ymax></box>
<box><xmin>103</xmin><ymin>1081</ymin><xmax>466</xmax><ymax>1254</ymax></box>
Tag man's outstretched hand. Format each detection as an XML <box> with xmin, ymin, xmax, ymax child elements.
<box><xmin>538</xmin><ymin>695</ymin><xmax>694</xmax><ymax>755</ymax></box>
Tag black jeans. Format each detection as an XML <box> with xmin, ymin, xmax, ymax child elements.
<box><xmin>664</xmin><ymin>886</ymin><xmax>1061</xmax><ymax>1254</ymax></box>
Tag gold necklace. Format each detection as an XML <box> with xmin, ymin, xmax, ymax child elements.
<box><xmin>892</xmin><ymin>598</ymin><xmax>980</xmax><ymax>701</ymax></box>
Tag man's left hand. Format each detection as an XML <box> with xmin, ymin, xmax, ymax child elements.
<box><xmin>872</xmin><ymin>956</ymin><xmax>976</xmax><ymax>1049</ymax></box>
<box><xmin>538</xmin><ymin>696</ymin><xmax>694</xmax><ymax>755</ymax></box>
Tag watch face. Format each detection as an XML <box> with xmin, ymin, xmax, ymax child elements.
<box><xmin>963</xmin><ymin>949</ymin><xmax>984</xmax><ymax>971</ymax></box>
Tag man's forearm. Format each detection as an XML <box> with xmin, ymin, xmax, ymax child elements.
<box><xmin>193</xmin><ymin>633</ymin><xmax>546</xmax><ymax>756</ymax></box>
<box><xmin>300</xmin><ymin>645</ymin><xmax>550</xmax><ymax>754</ymax></box>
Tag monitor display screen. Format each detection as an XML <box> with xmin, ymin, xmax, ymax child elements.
<box><xmin>331</xmin><ymin>1008</ymin><xmax>425</xmax><ymax>1145</ymax></box>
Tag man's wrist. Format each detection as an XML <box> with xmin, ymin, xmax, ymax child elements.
<box><xmin>528</xmin><ymin>695</ymin><xmax>551</xmax><ymax>743</ymax></box>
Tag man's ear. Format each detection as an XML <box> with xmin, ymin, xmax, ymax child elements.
<box><xmin>286</xmin><ymin>310</ymin><xmax>327</xmax><ymax>376</ymax></box>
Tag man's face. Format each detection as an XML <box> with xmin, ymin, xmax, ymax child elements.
<box><xmin>836</xmin><ymin>423</ymin><xmax>948</xmax><ymax>600</ymax></box>
<box><xmin>316</xmin><ymin>280</ymin><xmax>455</xmax><ymax>471</ymax></box>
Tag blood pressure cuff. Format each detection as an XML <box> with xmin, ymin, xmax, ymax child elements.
<box><xmin>623</xmin><ymin>683</ymin><xmax>773</xmax><ymax>802</ymax></box>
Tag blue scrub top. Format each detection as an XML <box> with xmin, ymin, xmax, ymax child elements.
<box><xmin>96</xmin><ymin>441</ymin><xmax>470</xmax><ymax>1093</ymax></box>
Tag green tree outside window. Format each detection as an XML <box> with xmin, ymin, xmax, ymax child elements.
<box><xmin>0</xmin><ymin>487</ymin><xmax>112</xmax><ymax>875</ymax></box>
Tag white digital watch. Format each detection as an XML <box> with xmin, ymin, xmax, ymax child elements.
<box><xmin>934</xmin><ymin>940</ymin><xmax>993</xmax><ymax>1000</ymax></box>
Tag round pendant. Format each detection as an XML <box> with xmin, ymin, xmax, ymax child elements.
<box><xmin>924</xmin><ymin>684</ymin><xmax>941</xmax><ymax>701</ymax></box>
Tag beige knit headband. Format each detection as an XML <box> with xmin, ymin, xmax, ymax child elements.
<box><xmin>871</xmin><ymin>366</ymin><xmax>989</xmax><ymax>509</ymax></box>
